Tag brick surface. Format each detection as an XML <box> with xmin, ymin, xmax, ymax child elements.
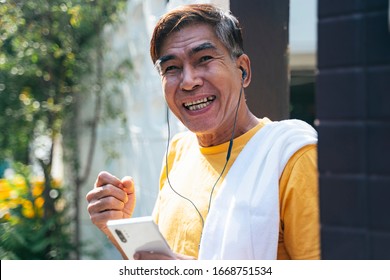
<box><xmin>366</xmin><ymin>0</ymin><xmax>389</xmax><ymax>10</ymax></box>
<box><xmin>367</xmin><ymin>123</ymin><xmax>390</xmax><ymax>175</ymax></box>
<box><xmin>370</xmin><ymin>231</ymin><xmax>390</xmax><ymax>259</ymax></box>
<box><xmin>366</xmin><ymin>12</ymin><xmax>390</xmax><ymax>65</ymax></box>
<box><xmin>317</xmin><ymin>0</ymin><xmax>390</xmax><ymax>259</ymax></box>
<box><xmin>318</xmin><ymin>0</ymin><xmax>365</xmax><ymax>18</ymax></box>
<box><xmin>320</xmin><ymin>175</ymin><xmax>368</xmax><ymax>227</ymax></box>
<box><xmin>316</xmin><ymin>69</ymin><xmax>366</xmax><ymax>120</ymax></box>
<box><xmin>368</xmin><ymin>177</ymin><xmax>390</xmax><ymax>231</ymax></box>
<box><xmin>367</xmin><ymin>66</ymin><xmax>390</xmax><ymax>119</ymax></box>
<box><xmin>317</xmin><ymin>123</ymin><xmax>366</xmax><ymax>174</ymax></box>
<box><xmin>321</xmin><ymin>226</ymin><xmax>369</xmax><ymax>259</ymax></box>
<box><xmin>318</xmin><ymin>16</ymin><xmax>365</xmax><ymax>68</ymax></box>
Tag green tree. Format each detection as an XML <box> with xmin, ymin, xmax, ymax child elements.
<box><xmin>0</xmin><ymin>0</ymin><xmax>128</xmax><ymax>259</ymax></box>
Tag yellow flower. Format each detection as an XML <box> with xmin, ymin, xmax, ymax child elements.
<box><xmin>31</xmin><ymin>182</ymin><xmax>44</xmax><ymax>197</ymax></box>
<box><xmin>34</xmin><ymin>197</ymin><xmax>44</xmax><ymax>209</ymax></box>
<box><xmin>11</xmin><ymin>175</ymin><xmax>28</xmax><ymax>195</ymax></box>
<box><xmin>0</xmin><ymin>179</ymin><xmax>12</xmax><ymax>200</ymax></box>
<box><xmin>6</xmin><ymin>197</ymin><xmax>24</xmax><ymax>209</ymax></box>
<box><xmin>0</xmin><ymin>175</ymin><xmax>63</xmax><ymax>219</ymax></box>
<box><xmin>69</xmin><ymin>5</ymin><xmax>82</xmax><ymax>27</ymax></box>
<box><xmin>21</xmin><ymin>199</ymin><xmax>34</xmax><ymax>218</ymax></box>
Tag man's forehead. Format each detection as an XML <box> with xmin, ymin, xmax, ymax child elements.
<box><xmin>156</xmin><ymin>41</ymin><xmax>218</xmax><ymax>66</ymax></box>
<box><xmin>159</xmin><ymin>24</ymin><xmax>221</xmax><ymax>53</ymax></box>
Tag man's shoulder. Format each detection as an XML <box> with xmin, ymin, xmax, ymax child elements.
<box><xmin>260</xmin><ymin>119</ymin><xmax>318</xmax><ymax>141</ymax></box>
<box><xmin>269</xmin><ymin>119</ymin><xmax>315</xmax><ymax>130</ymax></box>
<box><xmin>239</xmin><ymin>118</ymin><xmax>317</xmax><ymax>169</ymax></box>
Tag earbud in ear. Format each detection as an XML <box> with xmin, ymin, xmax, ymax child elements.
<box><xmin>240</xmin><ymin>67</ymin><xmax>247</xmax><ymax>79</ymax></box>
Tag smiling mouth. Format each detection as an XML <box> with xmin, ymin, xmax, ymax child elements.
<box><xmin>183</xmin><ymin>96</ymin><xmax>216</xmax><ymax>111</ymax></box>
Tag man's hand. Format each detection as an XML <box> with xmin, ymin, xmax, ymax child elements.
<box><xmin>86</xmin><ymin>171</ymin><xmax>136</xmax><ymax>236</ymax></box>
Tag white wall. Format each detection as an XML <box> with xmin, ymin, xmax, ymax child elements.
<box><xmin>289</xmin><ymin>0</ymin><xmax>317</xmax><ymax>70</ymax></box>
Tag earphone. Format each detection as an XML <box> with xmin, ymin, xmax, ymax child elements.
<box><xmin>224</xmin><ymin>66</ymin><xmax>246</xmax><ymax>161</ymax></box>
<box><xmin>241</xmin><ymin>67</ymin><xmax>247</xmax><ymax>80</ymax></box>
<box><xmin>164</xmin><ymin>69</ymin><xmax>246</xmax><ymax>244</ymax></box>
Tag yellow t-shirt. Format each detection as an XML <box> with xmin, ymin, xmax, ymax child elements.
<box><xmin>153</xmin><ymin>118</ymin><xmax>320</xmax><ymax>259</ymax></box>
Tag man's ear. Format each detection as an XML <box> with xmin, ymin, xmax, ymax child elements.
<box><xmin>236</xmin><ymin>54</ymin><xmax>251</xmax><ymax>87</ymax></box>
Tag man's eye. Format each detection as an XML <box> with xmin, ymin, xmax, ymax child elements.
<box><xmin>200</xmin><ymin>56</ymin><xmax>212</xmax><ymax>63</ymax></box>
<box><xmin>163</xmin><ymin>65</ymin><xmax>178</xmax><ymax>74</ymax></box>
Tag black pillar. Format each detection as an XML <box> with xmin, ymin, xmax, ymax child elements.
<box><xmin>230</xmin><ymin>0</ymin><xmax>290</xmax><ymax>121</ymax></box>
<box><xmin>317</xmin><ymin>0</ymin><xmax>390</xmax><ymax>259</ymax></box>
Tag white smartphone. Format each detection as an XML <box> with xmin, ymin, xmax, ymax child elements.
<box><xmin>106</xmin><ymin>216</ymin><xmax>174</xmax><ymax>259</ymax></box>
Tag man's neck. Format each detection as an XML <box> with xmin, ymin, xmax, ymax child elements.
<box><xmin>196</xmin><ymin>112</ymin><xmax>259</xmax><ymax>147</ymax></box>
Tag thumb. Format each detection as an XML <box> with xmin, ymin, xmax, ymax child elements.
<box><xmin>121</xmin><ymin>176</ymin><xmax>135</xmax><ymax>195</ymax></box>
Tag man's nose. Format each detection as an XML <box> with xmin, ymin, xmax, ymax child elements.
<box><xmin>180</xmin><ymin>66</ymin><xmax>202</xmax><ymax>91</ymax></box>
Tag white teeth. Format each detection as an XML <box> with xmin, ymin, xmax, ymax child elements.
<box><xmin>184</xmin><ymin>97</ymin><xmax>208</xmax><ymax>107</ymax></box>
<box><xmin>184</xmin><ymin>96</ymin><xmax>215</xmax><ymax>111</ymax></box>
<box><xmin>188</xmin><ymin>101</ymin><xmax>211</xmax><ymax>111</ymax></box>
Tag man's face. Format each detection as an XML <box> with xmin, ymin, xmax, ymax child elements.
<box><xmin>157</xmin><ymin>23</ymin><xmax>243</xmax><ymax>141</ymax></box>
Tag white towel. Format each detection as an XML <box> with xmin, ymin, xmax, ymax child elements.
<box><xmin>198</xmin><ymin>119</ymin><xmax>318</xmax><ymax>259</ymax></box>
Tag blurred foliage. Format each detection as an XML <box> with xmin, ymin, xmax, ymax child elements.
<box><xmin>0</xmin><ymin>164</ymin><xmax>74</xmax><ymax>259</ymax></box>
<box><xmin>0</xmin><ymin>0</ymin><xmax>128</xmax><ymax>259</ymax></box>
<box><xmin>0</xmin><ymin>0</ymin><xmax>127</xmax><ymax>162</ymax></box>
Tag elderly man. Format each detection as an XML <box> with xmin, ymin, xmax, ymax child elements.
<box><xmin>86</xmin><ymin>4</ymin><xmax>320</xmax><ymax>260</ymax></box>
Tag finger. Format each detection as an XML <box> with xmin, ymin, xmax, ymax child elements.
<box><xmin>121</xmin><ymin>176</ymin><xmax>135</xmax><ymax>195</ymax></box>
<box><xmin>89</xmin><ymin>209</ymin><xmax>128</xmax><ymax>227</ymax></box>
<box><xmin>121</xmin><ymin>177</ymin><xmax>136</xmax><ymax>216</ymax></box>
<box><xmin>86</xmin><ymin>184</ymin><xmax>128</xmax><ymax>203</ymax></box>
<box><xmin>87</xmin><ymin>194</ymin><xmax>127</xmax><ymax>214</ymax></box>
<box><xmin>95</xmin><ymin>171</ymin><xmax>123</xmax><ymax>189</ymax></box>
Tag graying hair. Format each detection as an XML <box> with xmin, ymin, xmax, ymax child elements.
<box><xmin>150</xmin><ymin>4</ymin><xmax>244</xmax><ymax>64</ymax></box>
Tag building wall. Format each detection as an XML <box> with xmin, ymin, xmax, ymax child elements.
<box><xmin>317</xmin><ymin>0</ymin><xmax>390</xmax><ymax>259</ymax></box>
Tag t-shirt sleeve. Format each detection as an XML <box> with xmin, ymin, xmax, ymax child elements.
<box><xmin>279</xmin><ymin>144</ymin><xmax>321</xmax><ymax>259</ymax></box>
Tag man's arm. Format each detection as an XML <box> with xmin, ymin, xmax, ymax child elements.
<box><xmin>279</xmin><ymin>144</ymin><xmax>320</xmax><ymax>260</ymax></box>
<box><xmin>86</xmin><ymin>171</ymin><xmax>136</xmax><ymax>259</ymax></box>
